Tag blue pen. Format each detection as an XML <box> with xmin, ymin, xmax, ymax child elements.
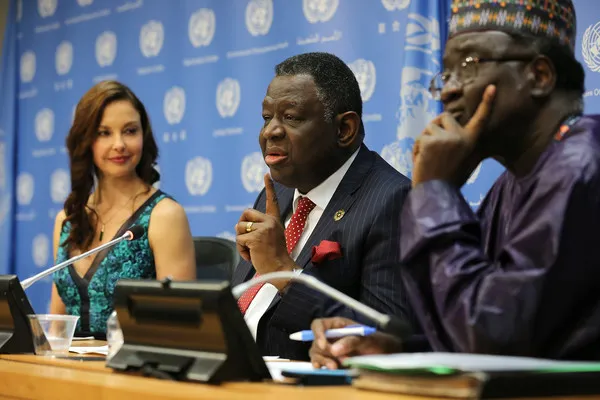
<box><xmin>288</xmin><ymin>324</ymin><xmax>376</xmax><ymax>342</ymax></box>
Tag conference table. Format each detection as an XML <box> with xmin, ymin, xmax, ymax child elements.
<box><xmin>0</xmin><ymin>342</ymin><xmax>596</xmax><ymax>400</ymax></box>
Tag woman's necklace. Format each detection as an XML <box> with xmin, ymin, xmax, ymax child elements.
<box><xmin>95</xmin><ymin>194</ymin><xmax>137</xmax><ymax>241</ymax></box>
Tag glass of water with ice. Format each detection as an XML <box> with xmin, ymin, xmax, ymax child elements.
<box><xmin>27</xmin><ymin>314</ymin><xmax>79</xmax><ymax>356</ymax></box>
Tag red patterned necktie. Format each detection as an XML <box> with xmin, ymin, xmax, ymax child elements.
<box><xmin>237</xmin><ymin>196</ymin><xmax>316</xmax><ymax>314</ymax></box>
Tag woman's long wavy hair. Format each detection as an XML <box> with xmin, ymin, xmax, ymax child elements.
<box><xmin>62</xmin><ymin>80</ymin><xmax>159</xmax><ymax>252</ymax></box>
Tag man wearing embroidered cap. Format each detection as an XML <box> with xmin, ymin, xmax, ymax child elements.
<box><xmin>310</xmin><ymin>0</ymin><xmax>600</xmax><ymax>366</ymax></box>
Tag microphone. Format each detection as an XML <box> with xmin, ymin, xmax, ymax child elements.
<box><xmin>231</xmin><ymin>271</ymin><xmax>412</xmax><ymax>340</ymax></box>
<box><xmin>21</xmin><ymin>225</ymin><xmax>145</xmax><ymax>290</ymax></box>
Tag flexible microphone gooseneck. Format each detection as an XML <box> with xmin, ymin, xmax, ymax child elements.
<box><xmin>21</xmin><ymin>225</ymin><xmax>145</xmax><ymax>290</ymax></box>
<box><xmin>231</xmin><ymin>271</ymin><xmax>412</xmax><ymax>339</ymax></box>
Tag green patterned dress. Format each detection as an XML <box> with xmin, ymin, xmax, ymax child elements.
<box><xmin>53</xmin><ymin>190</ymin><xmax>168</xmax><ymax>335</ymax></box>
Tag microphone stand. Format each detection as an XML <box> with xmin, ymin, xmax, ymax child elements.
<box><xmin>231</xmin><ymin>271</ymin><xmax>412</xmax><ymax>339</ymax></box>
<box><xmin>21</xmin><ymin>230</ymin><xmax>134</xmax><ymax>290</ymax></box>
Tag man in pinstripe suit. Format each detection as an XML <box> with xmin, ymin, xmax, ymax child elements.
<box><xmin>233</xmin><ymin>52</ymin><xmax>417</xmax><ymax>361</ymax></box>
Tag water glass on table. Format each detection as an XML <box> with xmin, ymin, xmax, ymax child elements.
<box><xmin>27</xmin><ymin>314</ymin><xmax>79</xmax><ymax>356</ymax></box>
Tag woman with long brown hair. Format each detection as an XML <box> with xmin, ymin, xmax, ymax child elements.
<box><xmin>50</xmin><ymin>80</ymin><xmax>196</xmax><ymax>337</ymax></box>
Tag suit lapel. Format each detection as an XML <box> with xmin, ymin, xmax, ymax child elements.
<box><xmin>276</xmin><ymin>183</ymin><xmax>295</xmax><ymax>225</ymax></box>
<box><xmin>265</xmin><ymin>145</ymin><xmax>376</xmax><ymax>310</ymax></box>
<box><xmin>294</xmin><ymin>145</ymin><xmax>375</xmax><ymax>270</ymax></box>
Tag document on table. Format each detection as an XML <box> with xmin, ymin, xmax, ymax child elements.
<box><xmin>71</xmin><ymin>336</ymin><xmax>95</xmax><ymax>341</ymax></box>
<box><xmin>343</xmin><ymin>352</ymin><xmax>600</xmax><ymax>373</ymax></box>
<box><xmin>69</xmin><ymin>345</ymin><xmax>109</xmax><ymax>355</ymax></box>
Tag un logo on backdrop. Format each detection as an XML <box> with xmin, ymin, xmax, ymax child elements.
<box><xmin>35</xmin><ymin>108</ymin><xmax>54</xmax><ymax>142</ymax></box>
<box><xmin>397</xmin><ymin>67</ymin><xmax>436</xmax><ymax>140</ymax></box>
<box><xmin>185</xmin><ymin>157</ymin><xmax>213</xmax><ymax>196</ymax></box>
<box><xmin>396</xmin><ymin>14</ymin><xmax>440</xmax><ymax>141</ymax></box>
<box><xmin>216</xmin><ymin>78</ymin><xmax>241</xmax><ymax>118</ymax></box>
<box><xmin>38</xmin><ymin>0</ymin><xmax>57</xmax><ymax>18</ymax></box>
<box><xmin>17</xmin><ymin>173</ymin><xmax>34</xmax><ymax>206</ymax></box>
<box><xmin>189</xmin><ymin>8</ymin><xmax>216</xmax><ymax>48</ymax></box>
<box><xmin>32</xmin><ymin>234</ymin><xmax>50</xmax><ymax>268</ymax></box>
<box><xmin>381</xmin><ymin>0</ymin><xmax>410</xmax><ymax>11</ymax></box>
<box><xmin>381</xmin><ymin>140</ymin><xmax>413</xmax><ymax>177</ymax></box>
<box><xmin>245</xmin><ymin>0</ymin><xmax>273</xmax><ymax>36</ymax></box>
<box><xmin>55</xmin><ymin>41</ymin><xmax>73</xmax><ymax>76</ymax></box>
<box><xmin>582</xmin><ymin>22</ymin><xmax>600</xmax><ymax>73</ymax></box>
<box><xmin>241</xmin><ymin>152</ymin><xmax>268</xmax><ymax>193</ymax></box>
<box><xmin>348</xmin><ymin>59</ymin><xmax>376</xmax><ymax>102</ymax></box>
<box><xmin>163</xmin><ymin>87</ymin><xmax>186</xmax><ymax>125</ymax></box>
<box><xmin>20</xmin><ymin>51</ymin><xmax>36</xmax><ymax>83</ymax></box>
<box><xmin>96</xmin><ymin>31</ymin><xmax>117</xmax><ymax>67</ymax></box>
<box><xmin>77</xmin><ymin>0</ymin><xmax>93</xmax><ymax>5</ymax></box>
<box><xmin>303</xmin><ymin>0</ymin><xmax>339</xmax><ymax>23</ymax></box>
<box><xmin>50</xmin><ymin>169</ymin><xmax>70</xmax><ymax>204</ymax></box>
<box><xmin>140</xmin><ymin>20</ymin><xmax>164</xmax><ymax>58</ymax></box>
<box><xmin>405</xmin><ymin>13</ymin><xmax>440</xmax><ymax>55</ymax></box>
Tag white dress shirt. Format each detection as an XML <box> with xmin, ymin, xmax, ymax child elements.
<box><xmin>244</xmin><ymin>149</ymin><xmax>360</xmax><ymax>340</ymax></box>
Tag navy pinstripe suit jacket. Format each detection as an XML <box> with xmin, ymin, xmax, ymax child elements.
<box><xmin>231</xmin><ymin>144</ymin><xmax>417</xmax><ymax>360</ymax></box>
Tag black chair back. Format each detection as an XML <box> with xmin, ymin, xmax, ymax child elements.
<box><xmin>193</xmin><ymin>237</ymin><xmax>239</xmax><ymax>281</ymax></box>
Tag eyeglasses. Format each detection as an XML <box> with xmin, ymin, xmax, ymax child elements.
<box><xmin>429</xmin><ymin>56</ymin><xmax>533</xmax><ymax>100</ymax></box>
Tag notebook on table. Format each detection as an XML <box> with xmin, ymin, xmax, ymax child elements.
<box><xmin>343</xmin><ymin>352</ymin><xmax>600</xmax><ymax>399</ymax></box>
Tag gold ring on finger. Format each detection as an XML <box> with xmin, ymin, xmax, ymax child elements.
<box><xmin>245</xmin><ymin>221</ymin><xmax>254</xmax><ymax>233</ymax></box>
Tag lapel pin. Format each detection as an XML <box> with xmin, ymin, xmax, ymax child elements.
<box><xmin>334</xmin><ymin>209</ymin><xmax>345</xmax><ymax>221</ymax></box>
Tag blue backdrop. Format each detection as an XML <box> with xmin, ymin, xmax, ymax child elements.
<box><xmin>0</xmin><ymin>0</ymin><xmax>597</xmax><ymax>313</ymax></box>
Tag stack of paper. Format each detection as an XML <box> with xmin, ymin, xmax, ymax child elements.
<box><xmin>343</xmin><ymin>353</ymin><xmax>600</xmax><ymax>398</ymax></box>
<box><xmin>344</xmin><ymin>352</ymin><xmax>600</xmax><ymax>373</ymax></box>
<box><xmin>69</xmin><ymin>345</ymin><xmax>109</xmax><ymax>356</ymax></box>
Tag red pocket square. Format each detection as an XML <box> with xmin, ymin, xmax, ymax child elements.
<box><xmin>311</xmin><ymin>240</ymin><xmax>342</xmax><ymax>264</ymax></box>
